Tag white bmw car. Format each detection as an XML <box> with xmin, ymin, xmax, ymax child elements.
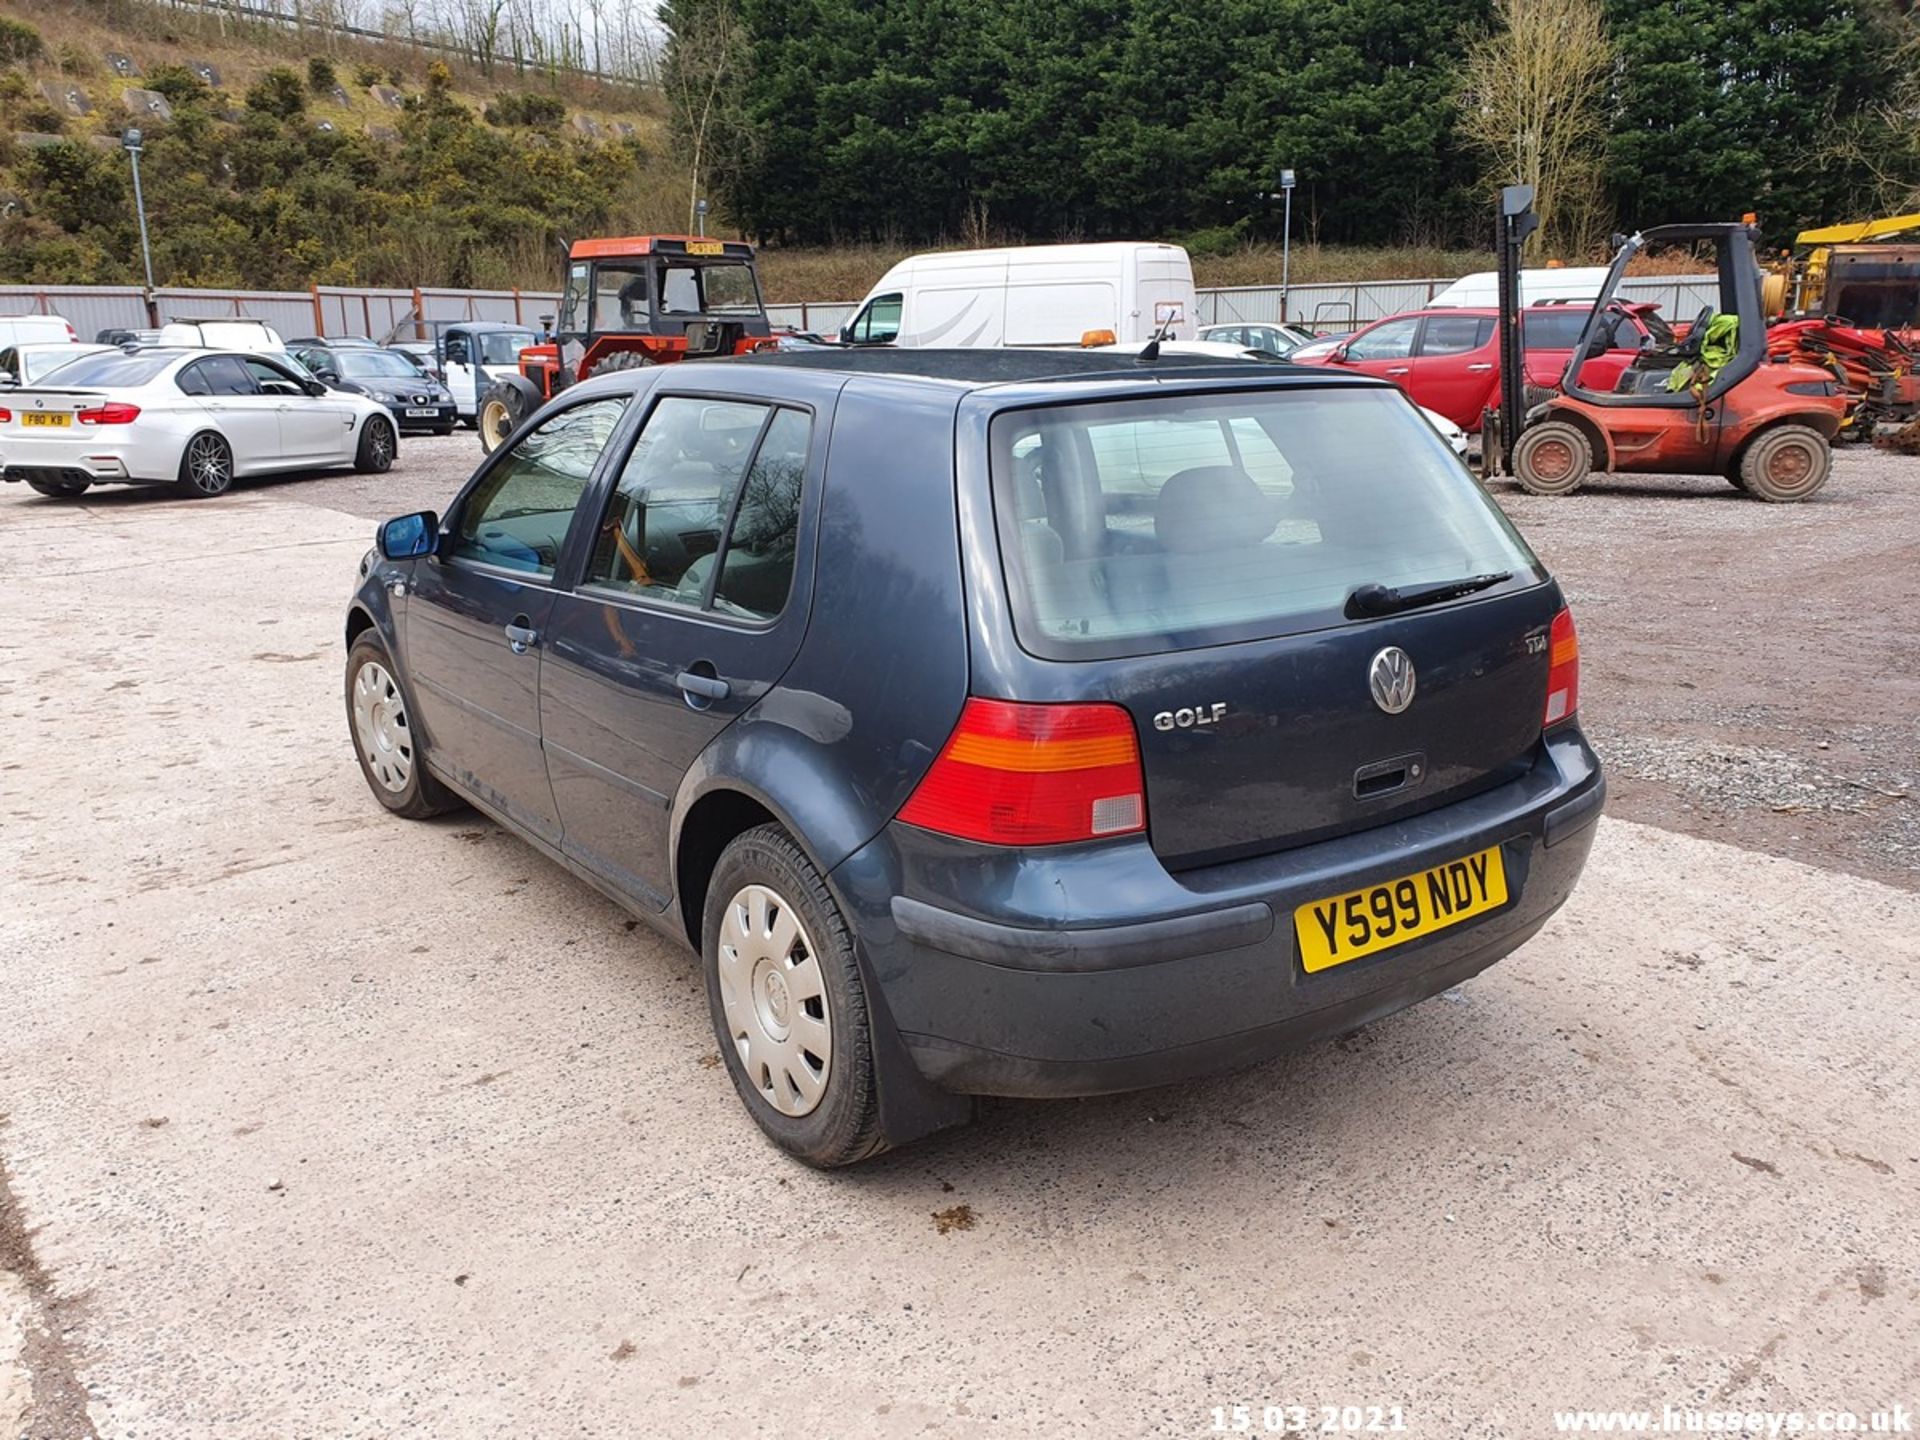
<box><xmin>0</xmin><ymin>348</ymin><xmax>398</xmax><ymax>500</ymax></box>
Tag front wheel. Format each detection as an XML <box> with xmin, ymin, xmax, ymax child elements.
<box><xmin>355</xmin><ymin>417</ymin><xmax>396</xmax><ymax>474</ymax></box>
<box><xmin>345</xmin><ymin>633</ymin><xmax>460</xmax><ymax>819</ymax></box>
<box><xmin>478</xmin><ymin>383</ymin><xmax>531</xmax><ymax>454</ymax></box>
<box><xmin>27</xmin><ymin>477</ymin><xmax>90</xmax><ymax>498</ymax></box>
<box><xmin>1511</xmin><ymin>419</ymin><xmax>1594</xmax><ymax>496</ymax></box>
<box><xmin>1739</xmin><ymin>424</ymin><xmax>1831</xmax><ymax>503</ymax></box>
<box><xmin>175</xmin><ymin>431</ymin><xmax>234</xmax><ymax>499</ymax></box>
<box><xmin>703</xmin><ymin>824</ymin><xmax>886</xmax><ymax>1168</ymax></box>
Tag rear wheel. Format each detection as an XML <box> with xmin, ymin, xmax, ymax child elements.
<box><xmin>590</xmin><ymin>349</ymin><xmax>656</xmax><ymax>377</ymax></box>
<box><xmin>345</xmin><ymin>632</ymin><xmax>460</xmax><ymax>819</ymax></box>
<box><xmin>27</xmin><ymin>477</ymin><xmax>89</xmax><ymax>498</ymax></box>
<box><xmin>175</xmin><ymin>431</ymin><xmax>234</xmax><ymax>499</ymax></box>
<box><xmin>354</xmin><ymin>417</ymin><xmax>396</xmax><ymax>474</ymax></box>
<box><xmin>702</xmin><ymin>824</ymin><xmax>885</xmax><ymax>1168</ymax></box>
<box><xmin>1739</xmin><ymin>424</ymin><xmax>1830</xmax><ymax>503</ymax></box>
<box><xmin>1511</xmin><ymin>419</ymin><xmax>1593</xmax><ymax>496</ymax></box>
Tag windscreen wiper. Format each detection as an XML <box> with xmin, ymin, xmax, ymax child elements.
<box><xmin>1344</xmin><ymin>572</ymin><xmax>1512</xmax><ymax>619</ymax></box>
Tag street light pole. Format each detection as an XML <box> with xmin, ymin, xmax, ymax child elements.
<box><xmin>1279</xmin><ymin>168</ymin><xmax>1296</xmax><ymax>325</ymax></box>
<box><xmin>122</xmin><ymin>127</ymin><xmax>157</xmax><ymax>326</ymax></box>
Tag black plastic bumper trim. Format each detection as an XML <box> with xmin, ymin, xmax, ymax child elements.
<box><xmin>890</xmin><ymin>894</ymin><xmax>1275</xmax><ymax>974</ymax></box>
<box><xmin>1543</xmin><ymin>774</ymin><xmax>1606</xmax><ymax>848</ymax></box>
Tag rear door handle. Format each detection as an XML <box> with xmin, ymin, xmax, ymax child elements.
<box><xmin>1467</xmin><ymin>363</ymin><xmax>1494</xmax><ymax>372</ymax></box>
<box><xmin>675</xmin><ymin>670</ymin><xmax>730</xmax><ymax>701</ymax></box>
<box><xmin>504</xmin><ymin>620</ymin><xmax>539</xmax><ymax>654</ymax></box>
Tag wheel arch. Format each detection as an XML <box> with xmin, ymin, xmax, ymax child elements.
<box><xmin>1726</xmin><ymin>410</ymin><xmax>1842</xmax><ymax>478</ymax></box>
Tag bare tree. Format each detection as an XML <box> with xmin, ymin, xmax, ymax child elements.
<box><xmin>1458</xmin><ymin>0</ymin><xmax>1614</xmax><ymax>257</ymax></box>
<box><xmin>663</xmin><ymin>0</ymin><xmax>748</xmax><ymax>231</ymax></box>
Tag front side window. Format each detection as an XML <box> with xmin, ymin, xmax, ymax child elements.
<box><xmin>583</xmin><ymin>397</ymin><xmax>812</xmax><ymax>620</ymax></box>
<box><xmin>453</xmin><ymin>396</ymin><xmax>629</xmax><ymax>577</ymax></box>
<box><xmin>850</xmin><ymin>294</ymin><xmax>902</xmax><ymax>344</ymax></box>
<box><xmin>1523</xmin><ymin>310</ymin><xmax>1591</xmax><ymax>351</ymax></box>
<box><xmin>1344</xmin><ymin>317</ymin><xmax>1419</xmax><ymax>361</ymax></box>
<box><xmin>990</xmin><ymin>389</ymin><xmax>1536</xmax><ymax>659</ymax></box>
<box><xmin>244</xmin><ymin>357</ymin><xmax>304</xmax><ymax>396</ymax></box>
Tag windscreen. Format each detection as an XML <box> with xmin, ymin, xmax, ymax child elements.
<box><xmin>990</xmin><ymin>388</ymin><xmax>1538</xmax><ymax>659</ymax></box>
<box><xmin>660</xmin><ymin>261</ymin><xmax>760</xmax><ymax>314</ymax></box>
<box><xmin>24</xmin><ymin>350</ymin><xmax>178</xmax><ymax>388</ymax></box>
<box><xmin>337</xmin><ymin>350</ymin><xmax>422</xmax><ymax>379</ymax></box>
<box><xmin>477</xmin><ymin>330</ymin><xmax>534</xmax><ymax>364</ymax></box>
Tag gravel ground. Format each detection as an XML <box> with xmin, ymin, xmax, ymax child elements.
<box><xmin>2</xmin><ymin>446</ymin><xmax>1918</xmax><ymax>1435</ymax></box>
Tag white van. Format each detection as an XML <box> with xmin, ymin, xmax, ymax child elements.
<box><xmin>1428</xmin><ymin>267</ymin><xmax>1613</xmax><ymax>308</ymax></box>
<box><xmin>0</xmin><ymin>314</ymin><xmax>79</xmax><ymax>349</ymax></box>
<box><xmin>157</xmin><ymin>318</ymin><xmax>285</xmax><ymax>352</ymax></box>
<box><xmin>841</xmin><ymin>242</ymin><xmax>1198</xmax><ymax>348</ymax></box>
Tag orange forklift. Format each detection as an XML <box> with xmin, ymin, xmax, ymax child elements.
<box><xmin>1494</xmin><ymin>220</ymin><xmax>1849</xmax><ymax>502</ymax></box>
<box><xmin>478</xmin><ymin>235</ymin><xmax>772</xmax><ymax>451</ymax></box>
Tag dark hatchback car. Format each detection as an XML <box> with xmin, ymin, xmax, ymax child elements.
<box><xmin>294</xmin><ymin>342</ymin><xmax>457</xmax><ymax>434</ymax></box>
<box><xmin>342</xmin><ymin>349</ymin><xmax>1603</xmax><ymax>1166</ymax></box>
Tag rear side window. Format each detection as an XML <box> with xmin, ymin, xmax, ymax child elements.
<box><xmin>1418</xmin><ymin>315</ymin><xmax>1492</xmax><ymax>355</ymax></box>
<box><xmin>990</xmin><ymin>389</ymin><xmax>1537</xmax><ymax>659</ymax></box>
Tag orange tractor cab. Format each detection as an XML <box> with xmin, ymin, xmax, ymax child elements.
<box><xmin>1504</xmin><ymin>223</ymin><xmax>1848</xmax><ymax>502</ymax></box>
<box><xmin>477</xmin><ymin>235</ymin><xmax>771</xmax><ymax>451</ymax></box>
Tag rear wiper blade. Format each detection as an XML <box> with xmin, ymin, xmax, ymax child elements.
<box><xmin>1344</xmin><ymin>572</ymin><xmax>1512</xmax><ymax>619</ymax></box>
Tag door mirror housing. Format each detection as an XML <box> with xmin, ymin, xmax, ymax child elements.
<box><xmin>1329</xmin><ymin>344</ymin><xmax>1350</xmax><ymax>362</ymax></box>
<box><xmin>315</xmin><ymin>366</ymin><xmax>339</xmax><ymax>383</ymax></box>
<box><xmin>377</xmin><ymin>510</ymin><xmax>439</xmax><ymax>561</ymax></box>
<box><xmin>304</xmin><ymin>379</ymin><xmax>329</xmax><ymax>397</ymax></box>
<box><xmin>0</xmin><ymin>371</ymin><xmax>15</xmax><ymax>388</ymax></box>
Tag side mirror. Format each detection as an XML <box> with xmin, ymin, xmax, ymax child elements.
<box><xmin>305</xmin><ymin>379</ymin><xmax>329</xmax><ymax>397</ymax></box>
<box><xmin>377</xmin><ymin>510</ymin><xmax>439</xmax><ymax>561</ymax></box>
<box><xmin>315</xmin><ymin>366</ymin><xmax>339</xmax><ymax>383</ymax></box>
<box><xmin>1329</xmin><ymin>344</ymin><xmax>1350</xmax><ymax>362</ymax></box>
<box><xmin>0</xmin><ymin>371</ymin><xmax>15</xmax><ymax>387</ymax></box>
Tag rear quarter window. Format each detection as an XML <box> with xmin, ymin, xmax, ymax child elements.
<box><xmin>989</xmin><ymin>387</ymin><xmax>1539</xmax><ymax>660</ymax></box>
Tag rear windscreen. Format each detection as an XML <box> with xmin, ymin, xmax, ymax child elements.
<box><xmin>990</xmin><ymin>388</ymin><xmax>1539</xmax><ymax>659</ymax></box>
<box><xmin>25</xmin><ymin>351</ymin><xmax>177</xmax><ymax>388</ymax></box>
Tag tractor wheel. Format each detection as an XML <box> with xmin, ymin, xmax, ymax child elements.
<box><xmin>591</xmin><ymin>350</ymin><xmax>657</xmax><ymax>376</ymax></box>
<box><xmin>477</xmin><ymin>381</ymin><xmax>532</xmax><ymax>455</ymax></box>
<box><xmin>1739</xmin><ymin>424</ymin><xmax>1830</xmax><ymax>503</ymax></box>
<box><xmin>1511</xmin><ymin>420</ymin><xmax>1593</xmax><ymax>497</ymax></box>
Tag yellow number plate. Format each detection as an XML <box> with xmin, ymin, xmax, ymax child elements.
<box><xmin>685</xmin><ymin>240</ymin><xmax>725</xmax><ymax>255</ymax></box>
<box><xmin>22</xmin><ymin>412</ymin><xmax>71</xmax><ymax>428</ymax></box>
<box><xmin>1295</xmin><ymin>845</ymin><xmax>1508</xmax><ymax>973</ymax></box>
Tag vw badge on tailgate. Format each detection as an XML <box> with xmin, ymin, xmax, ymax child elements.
<box><xmin>1369</xmin><ymin>647</ymin><xmax>1416</xmax><ymax>714</ymax></box>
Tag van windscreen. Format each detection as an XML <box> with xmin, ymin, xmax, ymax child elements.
<box><xmin>989</xmin><ymin>387</ymin><xmax>1539</xmax><ymax>660</ymax></box>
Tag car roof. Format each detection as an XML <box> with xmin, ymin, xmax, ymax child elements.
<box><xmin>724</xmin><ymin>346</ymin><xmax>1386</xmax><ymax>392</ymax></box>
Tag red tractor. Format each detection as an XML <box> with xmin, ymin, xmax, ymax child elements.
<box><xmin>478</xmin><ymin>235</ymin><xmax>772</xmax><ymax>452</ymax></box>
<box><xmin>1507</xmin><ymin>223</ymin><xmax>1850</xmax><ymax>502</ymax></box>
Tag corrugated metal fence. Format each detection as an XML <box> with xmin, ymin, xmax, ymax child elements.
<box><xmin>2</xmin><ymin>277</ymin><xmax>1719</xmax><ymax>341</ymax></box>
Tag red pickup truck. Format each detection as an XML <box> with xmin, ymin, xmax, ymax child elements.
<box><xmin>1290</xmin><ymin>303</ymin><xmax>1671</xmax><ymax>432</ymax></box>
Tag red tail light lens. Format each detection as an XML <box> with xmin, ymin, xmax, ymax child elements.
<box><xmin>0</xmin><ymin>408</ymin><xmax>10</xmax><ymax>422</ymax></box>
<box><xmin>77</xmin><ymin>403</ymin><xmax>140</xmax><ymax>425</ymax></box>
<box><xmin>897</xmin><ymin>698</ymin><xmax>1147</xmax><ymax>845</ymax></box>
<box><xmin>1544</xmin><ymin>607</ymin><xmax>1579</xmax><ymax>727</ymax></box>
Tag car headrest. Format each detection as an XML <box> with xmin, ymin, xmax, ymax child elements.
<box><xmin>1154</xmin><ymin>466</ymin><xmax>1279</xmax><ymax>554</ymax></box>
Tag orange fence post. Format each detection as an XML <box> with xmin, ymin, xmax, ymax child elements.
<box><xmin>412</xmin><ymin>287</ymin><xmax>426</xmax><ymax>340</ymax></box>
<box><xmin>311</xmin><ymin>286</ymin><xmax>325</xmax><ymax>336</ymax></box>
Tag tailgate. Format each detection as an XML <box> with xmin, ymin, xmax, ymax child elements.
<box><xmin>1111</xmin><ymin>586</ymin><xmax>1562</xmax><ymax>868</ymax></box>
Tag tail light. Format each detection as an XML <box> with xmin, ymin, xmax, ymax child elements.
<box><xmin>1544</xmin><ymin>607</ymin><xmax>1579</xmax><ymax>727</ymax></box>
<box><xmin>77</xmin><ymin>402</ymin><xmax>140</xmax><ymax>425</ymax></box>
<box><xmin>0</xmin><ymin>408</ymin><xmax>10</xmax><ymax>423</ymax></box>
<box><xmin>897</xmin><ymin>698</ymin><xmax>1146</xmax><ymax>845</ymax></box>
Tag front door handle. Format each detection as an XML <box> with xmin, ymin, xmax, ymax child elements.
<box><xmin>1386</xmin><ymin>365</ymin><xmax>1411</xmax><ymax>375</ymax></box>
<box><xmin>504</xmin><ymin>620</ymin><xmax>539</xmax><ymax>654</ymax></box>
<box><xmin>675</xmin><ymin>669</ymin><xmax>731</xmax><ymax>701</ymax></box>
<box><xmin>1467</xmin><ymin>362</ymin><xmax>1494</xmax><ymax>372</ymax></box>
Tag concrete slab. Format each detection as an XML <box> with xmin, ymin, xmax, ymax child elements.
<box><xmin>0</xmin><ymin>487</ymin><xmax>1915</xmax><ymax>1437</ymax></box>
<box><xmin>369</xmin><ymin>84</ymin><xmax>404</xmax><ymax>109</ymax></box>
<box><xmin>119</xmin><ymin>88</ymin><xmax>172</xmax><ymax>123</ymax></box>
<box><xmin>103</xmin><ymin>52</ymin><xmax>139</xmax><ymax>79</ymax></box>
<box><xmin>38</xmin><ymin>81</ymin><xmax>91</xmax><ymax>117</ymax></box>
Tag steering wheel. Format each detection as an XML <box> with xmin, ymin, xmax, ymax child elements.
<box><xmin>1680</xmin><ymin>304</ymin><xmax>1714</xmax><ymax>357</ymax></box>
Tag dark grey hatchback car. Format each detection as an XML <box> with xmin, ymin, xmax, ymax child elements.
<box><xmin>343</xmin><ymin>349</ymin><xmax>1604</xmax><ymax>1166</ymax></box>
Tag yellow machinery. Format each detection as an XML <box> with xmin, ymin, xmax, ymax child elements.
<box><xmin>1763</xmin><ymin>212</ymin><xmax>1920</xmax><ymax>325</ymax></box>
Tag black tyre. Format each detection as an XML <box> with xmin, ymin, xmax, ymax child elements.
<box><xmin>27</xmin><ymin>477</ymin><xmax>90</xmax><ymax>498</ymax></box>
<box><xmin>431</xmin><ymin>424</ymin><xmax>456</xmax><ymax>437</ymax></box>
<box><xmin>175</xmin><ymin>431</ymin><xmax>234</xmax><ymax>498</ymax></box>
<box><xmin>1511</xmin><ymin>419</ymin><xmax>1593</xmax><ymax>497</ymax></box>
<box><xmin>1739</xmin><ymin>424</ymin><xmax>1830</xmax><ymax>503</ymax></box>
<box><xmin>703</xmin><ymin>824</ymin><xmax>885</xmax><ymax>1168</ymax></box>
<box><xmin>355</xmin><ymin>417</ymin><xmax>397</xmax><ymax>474</ymax></box>
<box><xmin>478</xmin><ymin>380</ymin><xmax>536</xmax><ymax>454</ymax></box>
<box><xmin>345</xmin><ymin>632</ymin><xmax>461</xmax><ymax>820</ymax></box>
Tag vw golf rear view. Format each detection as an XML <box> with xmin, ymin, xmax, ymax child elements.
<box><xmin>343</xmin><ymin>349</ymin><xmax>1604</xmax><ymax>1166</ymax></box>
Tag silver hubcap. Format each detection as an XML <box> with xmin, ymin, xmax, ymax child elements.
<box><xmin>716</xmin><ymin>884</ymin><xmax>832</xmax><ymax>1117</ymax></box>
<box><xmin>188</xmin><ymin>436</ymin><xmax>230</xmax><ymax>492</ymax></box>
<box><xmin>351</xmin><ymin>660</ymin><xmax>413</xmax><ymax>793</ymax></box>
<box><xmin>369</xmin><ymin>423</ymin><xmax>392</xmax><ymax>466</ymax></box>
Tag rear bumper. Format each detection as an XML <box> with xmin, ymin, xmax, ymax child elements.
<box><xmin>3</xmin><ymin>447</ymin><xmax>166</xmax><ymax>485</ymax></box>
<box><xmin>831</xmin><ymin>729</ymin><xmax>1603</xmax><ymax>1098</ymax></box>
